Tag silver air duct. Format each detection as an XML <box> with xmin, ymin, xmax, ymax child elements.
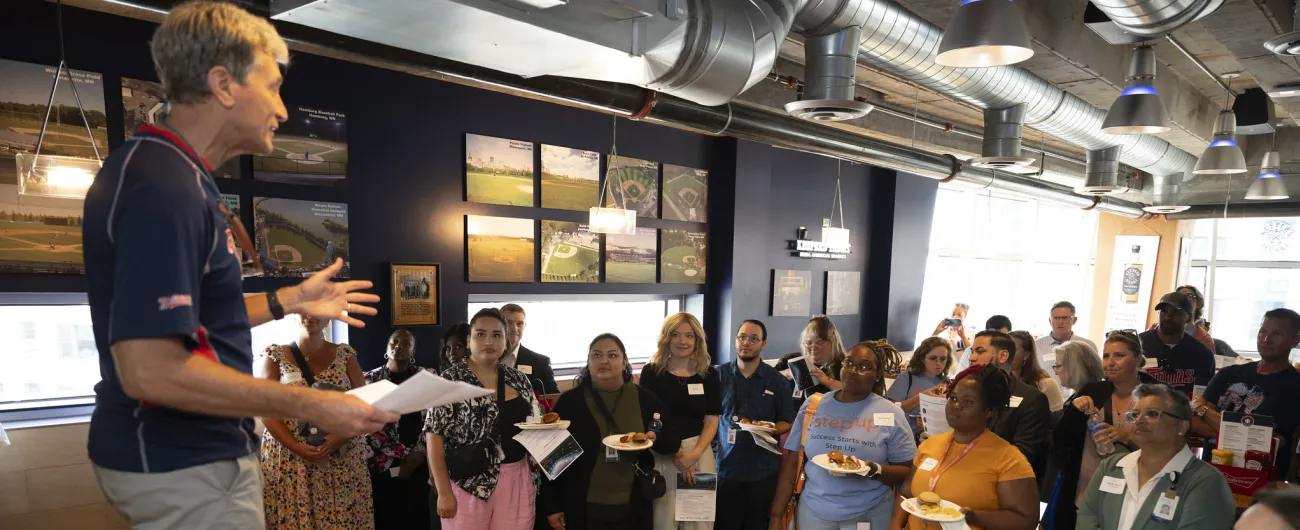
<box><xmin>786</xmin><ymin>26</ymin><xmax>874</xmax><ymax>121</ymax></box>
<box><xmin>1264</xmin><ymin>0</ymin><xmax>1300</xmax><ymax>56</ymax></box>
<box><xmin>1078</xmin><ymin>146</ymin><xmax>1126</xmax><ymax>195</ymax></box>
<box><xmin>851</xmin><ymin>0</ymin><xmax>1198</xmax><ymax>179</ymax></box>
<box><xmin>971</xmin><ymin>105</ymin><xmax>1035</xmax><ymax>169</ymax></box>
<box><xmin>1144</xmin><ymin>172</ymin><xmax>1190</xmax><ymax>214</ymax></box>
<box><xmin>1088</xmin><ymin>0</ymin><xmax>1225</xmax><ymax>36</ymax></box>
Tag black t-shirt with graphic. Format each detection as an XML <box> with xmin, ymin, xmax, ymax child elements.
<box><xmin>1204</xmin><ymin>362</ymin><xmax>1300</xmax><ymax>475</ymax></box>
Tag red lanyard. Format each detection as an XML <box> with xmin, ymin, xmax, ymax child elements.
<box><xmin>928</xmin><ymin>431</ymin><xmax>985</xmax><ymax>491</ymax></box>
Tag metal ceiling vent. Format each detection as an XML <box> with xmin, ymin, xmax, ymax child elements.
<box><xmin>1144</xmin><ymin>172</ymin><xmax>1191</xmax><ymax>214</ymax></box>
<box><xmin>785</xmin><ymin>25</ymin><xmax>873</xmax><ymax>121</ymax></box>
<box><xmin>1088</xmin><ymin>0</ymin><xmax>1224</xmax><ymax>37</ymax></box>
<box><xmin>971</xmin><ymin>105</ymin><xmax>1035</xmax><ymax>169</ymax></box>
<box><xmin>1077</xmin><ymin>146</ymin><xmax>1126</xmax><ymax>195</ymax></box>
<box><xmin>1264</xmin><ymin>0</ymin><xmax>1300</xmax><ymax>56</ymax></box>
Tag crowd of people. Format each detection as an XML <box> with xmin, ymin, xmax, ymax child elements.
<box><xmin>241</xmin><ymin>291</ymin><xmax>1300</xmax><ymax>530</ymax></box>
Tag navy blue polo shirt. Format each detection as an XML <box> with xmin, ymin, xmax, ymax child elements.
<box><xmin>717</xmin><ymin>360</ymin><xmax>795</xmax><ymax>482</ymax></box>
<box><xmin>1138</xmin><ymin>328</ymin><xmax>1216</xmax><ymax>397</ymax></box>
<box><xmin>83</xmin><ymin>125</ymin><xmax>256</xmax><ymax>473</ymax></box>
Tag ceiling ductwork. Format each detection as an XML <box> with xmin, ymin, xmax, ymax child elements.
<box><xmin>1078</xmin><ymin>146</ymin><xmax>1126</xmax><ymax>195</ymax></box>
<box><xmin>785</xmin><ymin>26</ymin><xmax>874</xmax><ymax>121</ymax></box>
<box><xmin>1264</xmin><ymin>0</ymin><xmax>1300</xmax><ymax>56</ymax></box>
<box><xmin>971</xmin><ymin>104</ymin><xmax>1035</xmax><ymax>169</ymax></box>
<box><xmin>1087</xmin><ymin>0</ymin><xmax>1225</xmax><ymax>37</ymax></box>
<box><xmin>848</xmin><ymin>0</ymin><xmax>1198</xmax><ymax>180</ymax></box>
<box><xmin>1144</xmin><ymin>172</ymin><xmax>1190</xmax><ymax>214</ymax></box>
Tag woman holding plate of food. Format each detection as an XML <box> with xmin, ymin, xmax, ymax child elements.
<box><xmin>767</xmin><ymin>340</ymin><xmax>916</xmax><ymax>530</ymax></box>
<box><xmin>889</xmin><ymin>364</ymin><xmax>1039</xmax><ymax>530</ymax></box>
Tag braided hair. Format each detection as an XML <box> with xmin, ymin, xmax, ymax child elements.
<box><xmin>851</xmin><ymin>339</ymin><xmax>905</xmax><ymax>396</ymax></box>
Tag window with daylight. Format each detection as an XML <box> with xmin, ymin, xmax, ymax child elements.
<box><xmin>1188</xmin><ymin>217</ymin><xmax>1300</xmax><ymax>361</ymax></box>
<box><xmin>250</xmin><ymin>314</ymin><xmax>347</xmax><ymax>378</ymax></box>
<box><xmin>466</xmin><ymin>298</ymin><xmax>684</xmax><ymax>370</ymax></box>
<box><xmin>914</xmin><ymin>185</ymin><xmax>1100</xmax><ymax>346</ymax></box>
<box><xmin>0</xmin><ymin>304</ymin><xmax>101</xmax><ymax>408</ymax></box>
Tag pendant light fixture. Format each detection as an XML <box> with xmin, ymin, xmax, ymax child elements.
<box><xmin>16</xmin><ymin>0</ymin><xmax>103</xmax><ymax>199</ymax></box>
<box><xmin>822</xmin><ymin>160</ymin><xmax>851</xmax><ymax>248</ymax></box>
<box><xmin>935</xmin><ymin>0</ymin><xmax>1035</xmax><ymax>68</ymax></box>
<box><xmin>589</xmin><ymin>115</ymin><xmax>636</xmax><ymax>235</ymax></box>
<box><xmin>1101</xmin><ymin>44</ymin><xmax>1170</xmax><ymax>135</ymax></box>
<box><xmin>1194</xmin><ymin>74</ymin><xmax>1248</xmax><ymax>175</ymax></box>
<box><xmin>1245</xmin><ymin>134</ymin><xmax>1288</xmax><ymax>200</ymax></box>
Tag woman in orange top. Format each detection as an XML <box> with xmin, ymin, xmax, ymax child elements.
<box><xmin>889</xmin><ymin>365</ymin><xmax>1039</xmax><ymax>530</ymax></box>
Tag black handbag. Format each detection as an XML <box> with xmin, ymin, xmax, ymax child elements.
<box><xmin>287</xmin><ymin>342</ymin><xmax>341</xmax><ymax>447</ymax></box>
<box><xmin>590</xmin><ymin>384</ymin><xmax>666</xmax><ymax>500</ymax></box>
<box><xmin>444</xmin><ymin>364</ymin><xmax>504</xmax><ymax>481</ymax></box>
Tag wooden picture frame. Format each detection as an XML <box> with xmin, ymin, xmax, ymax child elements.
<box><xmin>390</xmin><ymin>263</ymin><xmax>440</xmax><ymax>326</ymax></box>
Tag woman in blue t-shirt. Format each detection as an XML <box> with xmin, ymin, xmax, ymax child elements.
<box><xmin>886</xmin><ymin>336</ymin><xmax>953</xmax><ymax>437</ymax></box>
<box><xmin>768</xmin><ymin>339</ymin><xmax>918</xmax><ymax>530</ymax></box>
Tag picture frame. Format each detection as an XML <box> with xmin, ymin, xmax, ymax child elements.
<box><xmin>391</xmin><ymin>263</ymin><xmax>441</xmax><ymax>326</ymax></box>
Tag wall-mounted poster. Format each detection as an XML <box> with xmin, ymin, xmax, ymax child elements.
<box><xmin>661</xmin><ymin>229</ymin><xmax>705</xmax><ymax>284</ymax></box>
<box><xmin>467</xmin><ymin>215</ymin><xmax>534</xmax><ymax>282</ymax></box>
<box><xmin>220</xmin><ymin>194</ymin><xmax>241</xmax><ymax>217</ymax></box>
<box><xmin>541</xmin><ymin>144</ymin><xmax>599</xmax><ymax>211</ymax></box>
<box><xmin>772</xmin><ymin>269</ymin><xmax>812</xmax><ymax>317</ymax></box>
<box><xmin>466</xmin><ymin>134</ymin><xmax>534</xmax><ymax>206</ymax></box>
<box><xmin>606</xmin><ymin>227</ymin><xmax>657</xmax><ymax>283</ymax></box>
<box><xmin>391</xmin><ymin>263</ymin><xmax>440</xmax><ymax>326</ymax></box>
<box><xmin>253</xmin><ymin>197</ymin><xmax>350</xmax><ymax>278</ymax></box>
<box><xmin>253</xmin><ymin>106</ymin><xmax>347</xmax><ymax>186</ymax></box>
<box><xmin>122</xmin><ymin>78</ymin><xmax>238</xmax><ymax>179</ymax></box>
<box><xmin>604</xmin><ymin>155</ymin><xmax>658</xmax><ymax>218</ymax></box>
<box><xmin>541</xmin><ymin>220</ymin><xmax>600</xmax><ymax>283</ymax></box>
<box><xmin>663</xmin><ymin>164</ymin><xmax>707</xmax><ymax>222</ymax></box>
<box><xmin>825</xmin><ymin>270</ymin><xmax>862</xmax><ymax>316</ymax></box>
<box><xmin>1103</xmin><ymin>235</ymin><xmax>1160</xmax><ymax>332</ymax></box>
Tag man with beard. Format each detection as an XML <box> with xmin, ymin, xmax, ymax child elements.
<box><xmin>1194</xmin><ymin>308</ymin><xmax>1300</xmax><ymax>480</ymax></box>
<box><xmin>967</xmin><ymin>330</ymin><xmax>1052</xmax><ymax>488</ymax></box>
<box><xmin>1138</xmin><ymin>292</ymin><xmax>1215</xmax><ymax>396</ymax></box>
<box><xmin>715</xmin><ymin>320</ymin><xmax>794</xmax><ymax>530</ymax></box>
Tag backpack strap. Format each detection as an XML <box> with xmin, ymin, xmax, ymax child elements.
<box><xmin>794</xmin><ymin>392</ymin><xmax>826</xmax><ymax>495</ymax></box>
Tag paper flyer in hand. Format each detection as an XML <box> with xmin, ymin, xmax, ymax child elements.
<box><xmin>786</xmin><ymin>356</ymin><xmax>817</xmax><ymax>393</ymax></box>
<box><xmin>918</xmin><ymin>392</ymin><xmax>951</xmax><ymax>435</ymax></box>
<box><xmin>1219</xmin><ymin>412</ymin><xmax>1274</xmax><ymax>467</ymax></box>
<box><xmin>347</xmin><ymin>370</ymin><xmax>493</xmax><ymax>414</ymax></box>
<box><xmin>749</xmin><ymin>430</ymin><xmax>781</xmax><ymax>455</ymax></box>
<box><xmin>514</xmin><ymin>429</ymin><xmax>583</xmax><ymax>481</ymax></box>
<box><xmin>675</xmin><ymin>473</ymin><xmax>717</xmax><ymax>522</ymax></box>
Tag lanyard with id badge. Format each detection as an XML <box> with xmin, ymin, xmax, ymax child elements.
<box><xmin>1149</xmin><ymin>472</ymin><xmax>1180</xmax><ymax>524</ymax></box>
<box><xmin>592</xmin><ymin>386</ymin><xmax>627</xmax><ymax>462</ymax></box>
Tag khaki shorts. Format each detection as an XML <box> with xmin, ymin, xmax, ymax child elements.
<box><xmin>94</xmin><ymin>454</ymin><xmax>265</xmax><ymax>530</ymax></box>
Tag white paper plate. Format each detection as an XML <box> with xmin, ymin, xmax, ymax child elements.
<box><xmin>737</xmin><ymin>422</ymin><xmax>777</xmax><ymax>434</ymax></box>
<box><xmin>602</xmin><ymin>434</ymin><xmax>654</xmax><ymax>451</ymax></box>
<box><xmin>809</xmin><ymin>453</ymin><xmax>871</xmax><ymax>476</ymax></box>
<box><xmin>515</xmin><ymin>420</ymin><xmax>571</xmax><ymax>430</ymax></box>
<box><xmin>900</xmin><ymin>497</ymin><xmax>965</xmax><ymax>522</ymax></box>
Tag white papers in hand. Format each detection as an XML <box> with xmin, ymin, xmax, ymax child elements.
<box><xmin>749</xmin><ymin>430</ymin><xmax>781</xmax><ymax>455</ymax></box>
<box><xmin>918</xmin><ymin>392</ymin><xmax>951</xmax><ymax>435</ymax></box>
<box><xmin>347</xmin><ymin>370</ymin><xmax>492</xmax><ymax>414</ymax></box>
<box><xmin>0</xmin><ymin>421</ymin><xmax>8</xmax><ymax>446</ymax></box>
<box><xmin>514</xmin><ymin>430</ymin><xmax>583</xmax><ymax>481</ymax></box>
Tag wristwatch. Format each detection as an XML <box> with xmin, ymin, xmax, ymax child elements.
<box><xmin>267</xmin><ymin>290</ymin><xmax>285</xmax><ymax>321</ymax></box>
<box><xmin>1195</xmin><ymin>404</ymin><xmax>1209</xmax><ymax>418</ymax></box>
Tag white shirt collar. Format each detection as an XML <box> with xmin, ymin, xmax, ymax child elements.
<box><xmin>1117</xmin><ymin>446</ymin><xmax>1194</xmax><ymax>480</ymax></box>
<box><xmin>1050</xmin><ymin>332</ymin><xmax>1075</xmax><ymax>345</ymax></box>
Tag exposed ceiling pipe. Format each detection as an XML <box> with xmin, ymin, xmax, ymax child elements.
<box><xmin>1145</xmin><ymin>172</ymin><xmax>1190</xmax><ymax>213</ymax></box>
<box><xmin>1263</xmin><ymin>0</ymin><xmax>1300</xmax><ymax>56</ymax></box>
<box><xmin>849</xmin><ymin>0</ymin><xmax>1199</xmax><ymax>178</ymax></box>
<box><xmin>1088</xmin><ymin>0</ymin><xmax>1225</xmax><ymax>36</ymax></box>
<box><xmin>786</xmin><ymin>25</ymin><xmax>874</xmax><ymax>121</ymax></box>
<box><xmin>1164</xmin><ymin>202</ymin><xmax>1300</xmax><ymax>219</ymax></box>
<box><xmin>1079</xmin><ymin>146</ymin><xmax>1126</xmax><ymax>195</ymax></box>
<box><xmin>971</xmin><ymin>105</ymin><xmax>1035</xmax><ymax>169</ymax></box>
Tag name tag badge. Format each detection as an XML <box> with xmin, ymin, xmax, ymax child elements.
<box><xmin>688</xmin><ymin>383</ymin><xmax>705</xmax><ymax>396</ymax></box>
<box><xmin>605</xmin><ymin>444</ymin><xmax>619</xmax><ymax>462</ymax></box>
<box><xmin>727</xmin><ymin>428</ymin><xmax>737</xmax><ymax>445</ymax></box>
<box><xmin>389</xmin><ymin>466</ymin><xmax>401</xmax><ymax>478</ymax></box>
<box><xmin>1145</xmin><ymin>357</ymin><xmax>1160</xmax><ymax>369</ymax></box>
<box><xmin>1151</xmin><ymin>493</ymin><xmax>1178</xmax><ymax>522</ymax></box>
<box><xmin>1100</xmin><ymin>476</ymin><xmax>1126</xmax><ymax>495</ymax></box>
<box><xmin>1009</xmin><ymin>396</ymin><xmax>1024</xmax><ymax>408</ymax></box>
<box><xmin>1042</xmin><ymin>353</ymin><xmax>1056</xmax><ymax>363</ymax></box>
<box><xmin>518</xmin><ymin>365</ymin><xmax>533</xmax><ymax>375</ymax></box>
<box><xmin>838</xmin><ymin>523</ymin><xmax>869</xmax><ymax>530</ymax></box>
<box><xmin>873</xmin><ymin>413</ymin><xmax>895</xmax><ymax>427</ymax></box>
<box><xmin>919</xmin><ymin>458</ymin><xmax>939</xmax><ymax>471</ymax></box>
<box><xmin>764</xmin><ymin>389</ymin><xmax>774</xmax><ymax>396</ymax></box>
<box><xmin>284</xmin><ymin>372</ymin><xmax>304</xmax><ymax>384</ymax></box>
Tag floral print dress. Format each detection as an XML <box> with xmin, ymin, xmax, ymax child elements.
<box><xmin>362</xmin><ymin>364</ymin><xmax>435</xmax><ymax>473</ymax></box>
<box><xmin>260</xmin><ymin>344</ymin><xmax>374</xmax><ymax>530</ymax></box>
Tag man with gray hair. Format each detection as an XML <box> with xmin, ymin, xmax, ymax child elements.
<box><xmin>82</xmin><ymin>2</ymin><xmax>396</xmax><ymax>528</ymax></box>
<box><xmin>1034</xmin><ymin>301</ymin><xmax>1096</xmax><ymax>388</ymax></box>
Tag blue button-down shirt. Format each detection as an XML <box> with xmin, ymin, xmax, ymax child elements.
<box><xmin>717</xmin><ymin>360</ymin><xmax>795</xmax><ymax>482</ymax></box>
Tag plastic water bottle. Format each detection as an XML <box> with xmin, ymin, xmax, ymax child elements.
<box><xmin>649</xmin><ymin>413</ymin><xmax>663</xmax><ymax>435</ymax></box>
<box><xmin>1088</xmin><ymin>410</ymin><xmax>1115</xmax><ymax>456</ymax></box>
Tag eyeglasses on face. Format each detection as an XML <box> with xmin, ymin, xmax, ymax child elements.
<box><xmin>1051</xmin><ymin>364</ymin><xmax>1063</xmax><ymax>371</ymax></box>
<box><xmin>924</xmin><ymin>355</ymin><xmax>948</xmax><ymax>363</ymax></box>
<box><xmin>842</xmin><ymin>359</ymin><xmax>876</xmax><ymax>374</ymax></box>
<box><xmin>1106</xmin><ymin>329</ymin><xmax>1139</xmax><ymax>339</ymax></box>
<box><xmin>736</xmin><ymin>334</ymin><xmax>763</xmax><ymax>344</ymax></box>
<box><xmin>1050</xmin><ymin>316</ymin><xmax>1075</xmax><ymax>322</ymax></box>
<box><xmin>803</xmin><ymin>339</ymin><xmax>830</xmax><ymax>348</ymax></box>
<box><xmin>1123</xmin><ymin>408</ymin><xmax>1186</xmax><ymax>423</ymax></box>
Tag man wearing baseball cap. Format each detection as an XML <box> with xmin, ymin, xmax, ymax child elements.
<box><xmin>1137</xmin><ymin>291</ymin><xmax>1216</xmax><ymax>396</ymax></box>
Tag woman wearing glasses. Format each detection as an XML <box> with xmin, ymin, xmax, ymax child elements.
<box><xmin>1043</xmin><ymin>333</ymin><xmax>1154</xmax><ymax>530</ymax></box>
<box><xmin>1051</xmin><ymin>340</ymin><xmax>1105</xmax><ymax>397</ymax></box>
<box><xmin>543</xmin><ymin>334</ymin><xmax>680</xmax><ymax>530</ymax></box>
<box><xmin>889</xmin><ymin>364</ymin><xmax>1039</xmax><ymax>530</ymax></box>
<box><xmin>769</xmin><ymin>340</ymin><xmax>916</xmax><ymax>530</ymax></box>
<box><xmin>1075</xmin><ymin>383</ymin><xmax>1233</xmax><ymax>530</ymax></box>
<box><xmin>887</xmin><ymin>336</ymin><xmax>953</xmax><ymax>438</ymax></box>
<box><xmin>776</xmin><ymin>316</ymin><xmax>848</xmax><ymax>410</ymax></box>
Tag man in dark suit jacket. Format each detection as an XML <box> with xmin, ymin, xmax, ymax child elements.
<box><xmin>500</xmin><ymin>303</ymin><xmax>559</xmax><ymax>395</ymax></box>
<box><xmin>969</xmin><ymin>330</ymin><xmax>1052</xmax><ymax>488</ymax></box>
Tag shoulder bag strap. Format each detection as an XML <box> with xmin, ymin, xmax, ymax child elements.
<box><xmin>495</xmin><ymin>364</ymin><xmax>506</xmax><ymax>444</ymax></box>
<box><xmin>794</xmin><ymin>392</ymin><xmax>826</xmax><ymax>495</ymax></box>
<box><xmin>905</xmin><ymin>372</ymin><xmax>914</xmax><ymax>396</ymax></box>
<box><xmin>287</xmin><ymin>342</ymin><xmax>315</xmax><ymax>387</ymax></box>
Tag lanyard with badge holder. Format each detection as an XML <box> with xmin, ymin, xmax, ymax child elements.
<box><xmin>926</xmin><ymin>431</ymin><xmax>985</xmax><ymax>491</ymax></box>
<box><xmin>591</xmin><ymin>384</ymin><xmax>627</xmax><ymax>462</ymax></box>
<box><xmin>1149</xmin><ymin>470</ymin><xmax>1181</xmax><ymax>523</ymax></box>
<box><xmin>158</xmin><ymin>112</ymin><xmax>262</xmax><ymax>278</ymax></box>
